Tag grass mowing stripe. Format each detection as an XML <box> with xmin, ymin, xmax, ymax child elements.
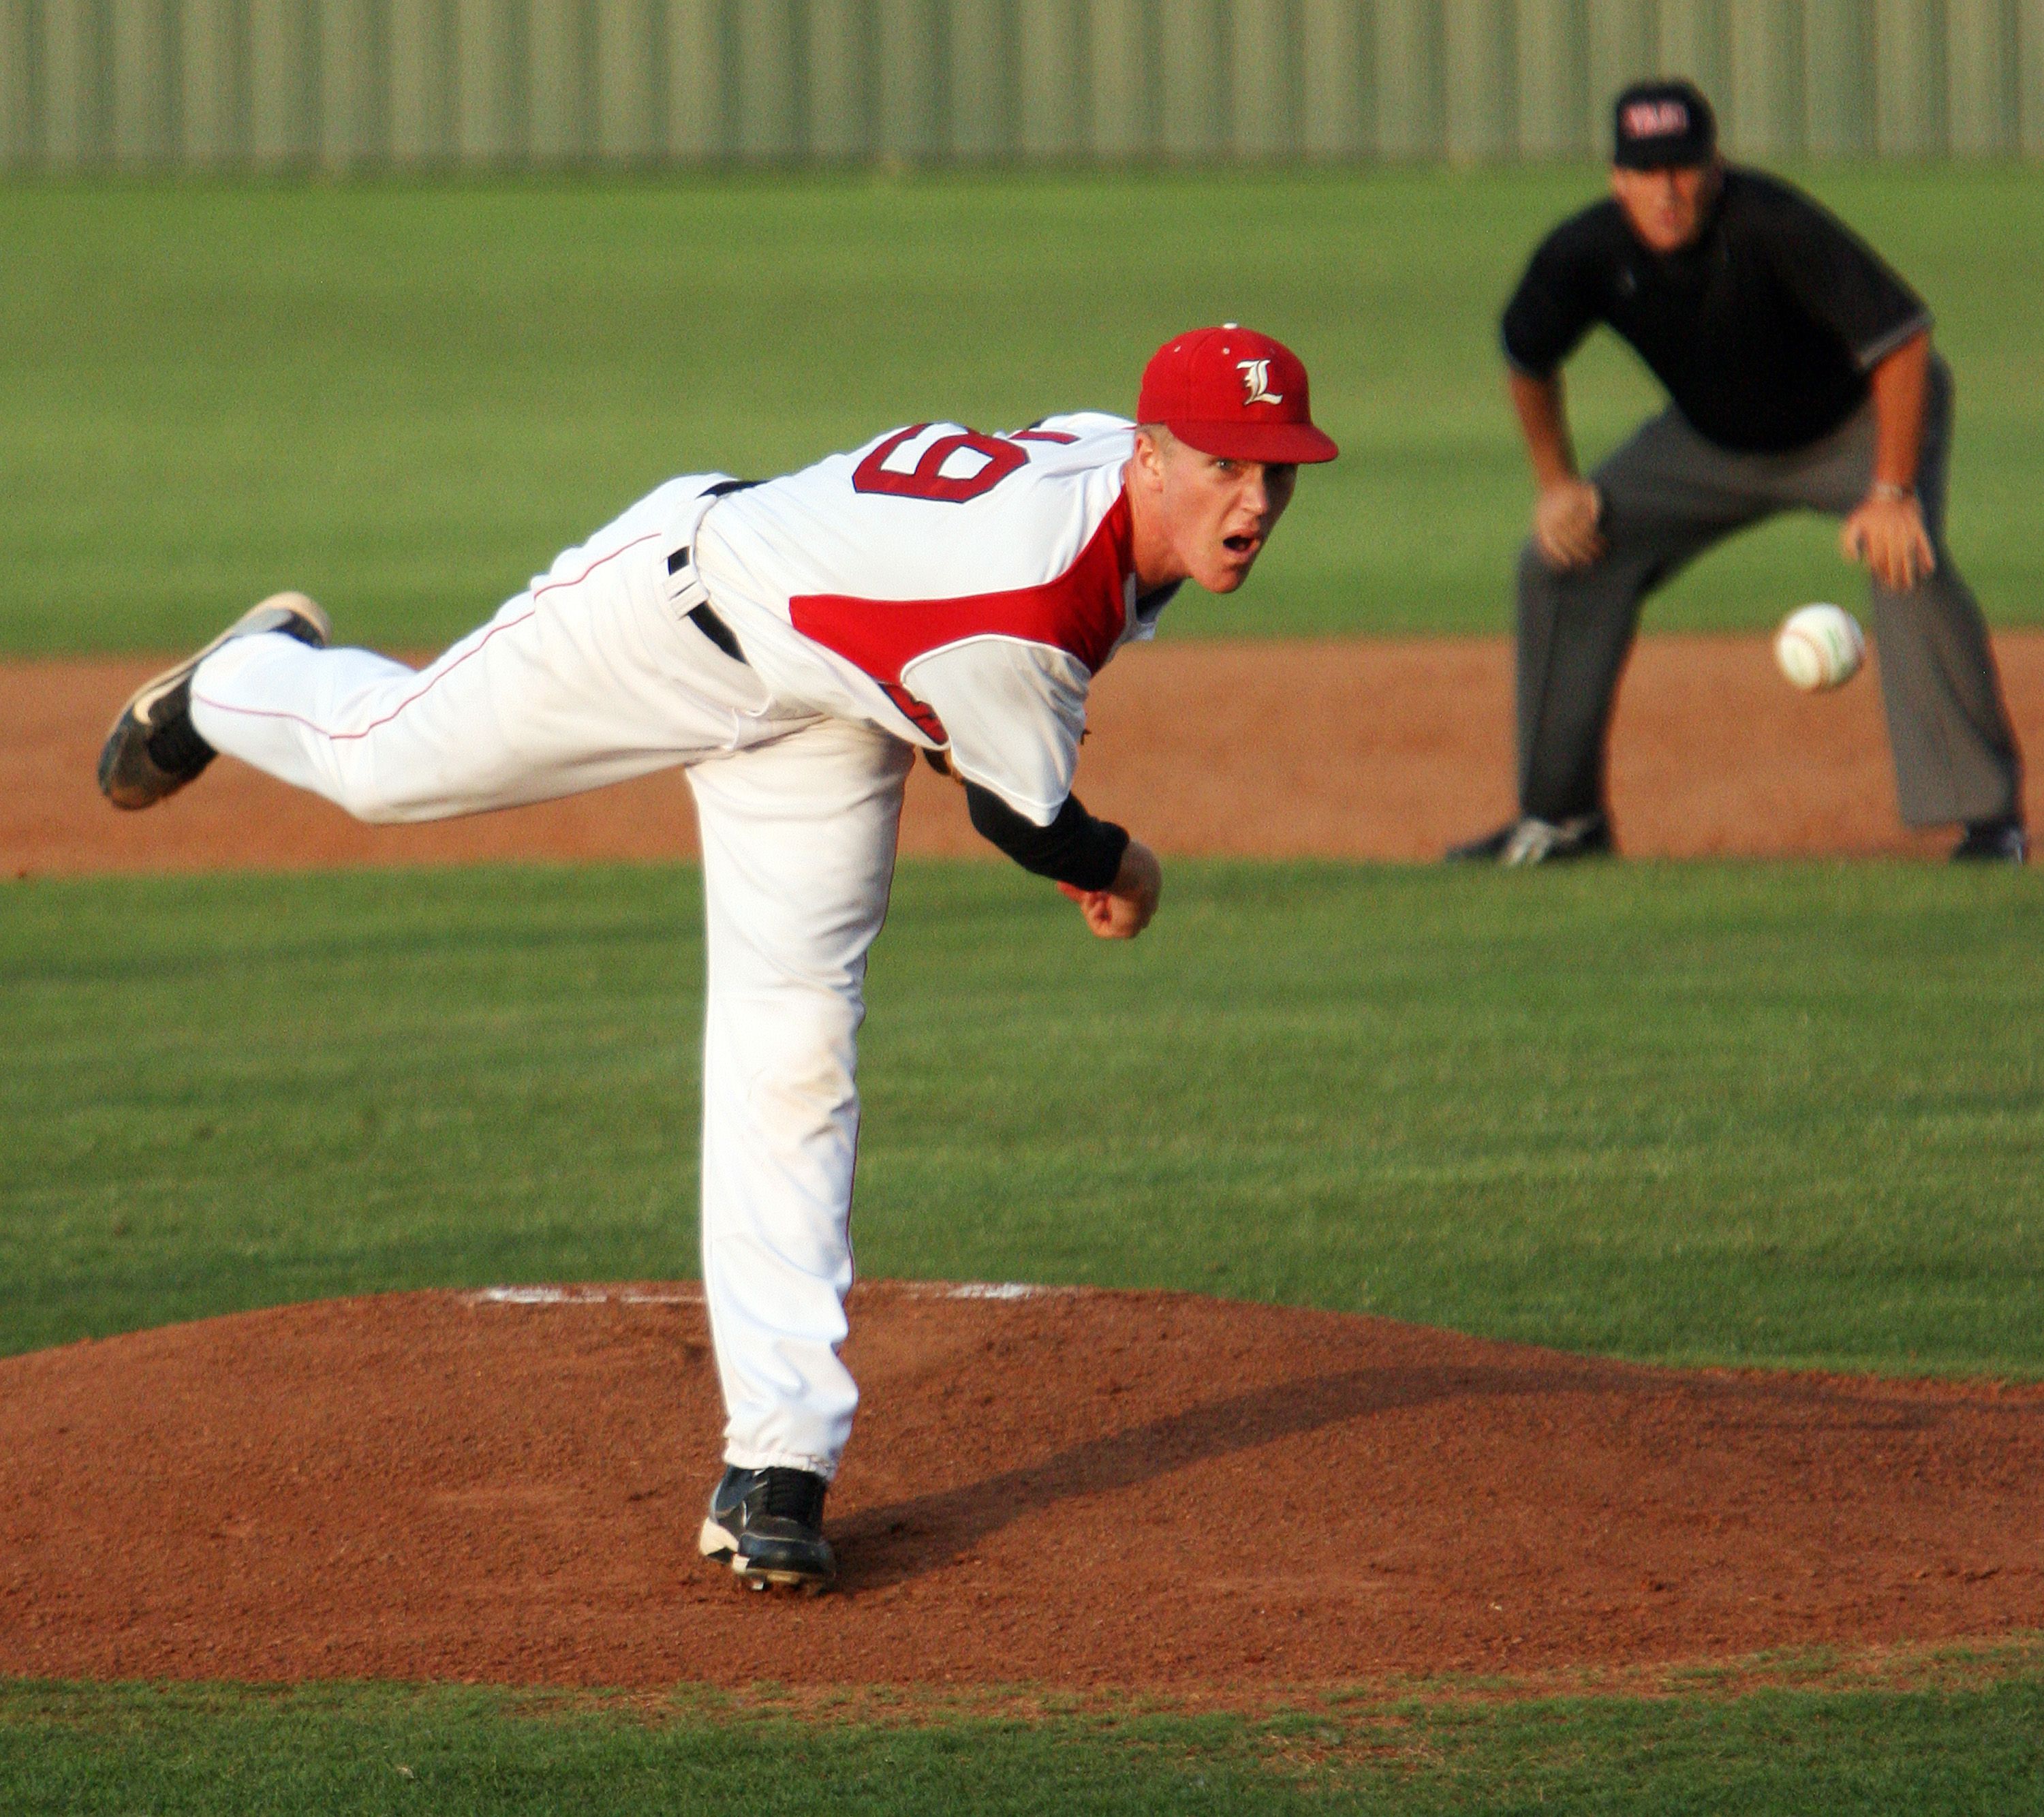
<box><xmin>3</xmin><ymin>1677</ymin><xmax>2042</xmax><ymax>1815</ymax></box>
<box><xmin>3</xmin><ymin>859</ymin><xmax>2038</xmax><ymax>1373</ymax></box>
<box><xmin>3</xmin><ymin>168</ymin><xmax>2041</xmax><ymax>652</ymax></box>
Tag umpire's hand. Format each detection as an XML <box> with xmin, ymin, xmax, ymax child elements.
<box><xmin>1533</xmin><ymin>477</ymin><xmax>1607</xmax><ymax>570</ymax></box>
<box><xmin>1841</xmin><ymin>488</ymin><xmax>1936</xmax><ymax>592</ymax></box>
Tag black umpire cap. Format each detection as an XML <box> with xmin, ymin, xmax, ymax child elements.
<box><xmin>1611</xmin><ymin>79</ymin><xmax>1716</xmax><ymax>169</ymax></box>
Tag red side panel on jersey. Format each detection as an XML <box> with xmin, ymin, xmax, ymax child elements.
<box><xmin>789</xmin><ymin>494</ymin><xmax>1134</xmax><ymax>694</ymax></box>
<box><xmin>880</xmin><ymin>682</ymin><xmax>948</xmax><ymax>741</ymax></box>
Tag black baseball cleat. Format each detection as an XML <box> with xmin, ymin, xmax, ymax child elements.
<box><xmin>97</xmin><ymin>592</ymin><xmax>330</xmax><ymax>811</ymax></box>
<box><xmin>1950</xmin><ymin>818</ymin><xmax>2028</xmax><ymax>865</ymax></box>
<box><xmin>1445</xmin><ymin>811</ymin><xmax>1613</xmax><ymax>866</ymax></box>
<box><xmin>698</xmin><ymin>1465</ymin><xmax>837</xmax><ymax>1593</ymax></box>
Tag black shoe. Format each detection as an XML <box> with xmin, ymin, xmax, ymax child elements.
<box><xmin>1951</xmin><ymin>818</ymin><xmax>2028</xmax><ymax>865</ymax></box>
<box><xmin>698</xmin><ymin>1465</ymin><xmax>836</xmax><ymax>1592</ymax></box>
<box><xmin>1445</xmin><ymin>811</ymin><xmax>1613</xmax><ymax>866</ymax></box>
<box><xmin>98</xmin><ymin>592</ymin><xmax>330</xmax><ymax>810</ymax></box>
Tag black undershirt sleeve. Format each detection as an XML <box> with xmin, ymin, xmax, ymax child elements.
<box><xmin>964</xmin><ymin>781</ymin><xmax>1130</xmax><ymax>891</ymax></box>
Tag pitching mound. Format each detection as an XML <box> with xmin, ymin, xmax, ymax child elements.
<box><xmin>3</xmin><ymin>1283</ymin><xmax>2040</xmax><ymax>1692</ymax></box>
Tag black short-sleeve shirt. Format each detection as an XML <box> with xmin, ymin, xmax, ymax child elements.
<box><xmin>1500</xmin><ymin>168</ymin><xmax>1931</xmax><ymax>453</ymax></box>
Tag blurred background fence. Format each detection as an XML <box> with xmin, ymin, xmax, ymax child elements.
<box><xmin>3</xmin><ymin>0</ymin><xmax>2042</xmax><ymax>170</ymax></box>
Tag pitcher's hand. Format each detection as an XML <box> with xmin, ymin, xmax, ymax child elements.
<box><xmin>1057</xmin><ymin>839</ymin><xmax>1161</xmax><ymax>940</ymax></box>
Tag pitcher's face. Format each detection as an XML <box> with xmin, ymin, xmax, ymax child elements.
<box><xmin>1132</xmin><ymin>429</ymin><xmax>1298</xmax><ymax>595</ymax></box>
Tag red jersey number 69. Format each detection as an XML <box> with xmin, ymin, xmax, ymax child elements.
<box><xmin>852</xmin><ymin>425</ymin><xmax>1029</xmax><ymax>503</ymax></box>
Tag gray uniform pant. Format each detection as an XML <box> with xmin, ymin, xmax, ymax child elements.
<box><xmin>1515</xmin><ymin>355</ymin><xmax>2022</xmax><ymax>829</ymax></box>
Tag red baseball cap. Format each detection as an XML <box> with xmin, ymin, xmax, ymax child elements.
<box><xmin>1136</xmin><ymin>325</ymin><xmax>1340</xmax><ymax>465</ymax></box>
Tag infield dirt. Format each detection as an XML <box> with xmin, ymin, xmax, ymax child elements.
<box><xmin>9</xmin><ymin>632</ymin><xmax>2044</xmax><ymax>874</ymax></box>
<box><xmin>3</xmin><ymin>1284</ymin><xmax>2041</xmax><ymax>1693</ymax></box>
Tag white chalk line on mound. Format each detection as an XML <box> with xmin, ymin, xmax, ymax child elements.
<box><xmin>935</xmin><ymin>1282</ymin><xmax>1042</xmax><ymax>1301</ymax></box>
<box><xmin>465</xmin><ymin>1284</ymin><xmax>702</xmax><ymax>1307</ymax></box>
<box><xmin>463</xmin><ymin>1280</ymin><xmax>1078</xmax><ymax>1309</ymax></box>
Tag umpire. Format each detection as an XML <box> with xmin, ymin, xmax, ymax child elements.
<box><xmin>1451</xmin><ymin>79</ymin><xmax>2026</xmax><ymax>865</ymax></box>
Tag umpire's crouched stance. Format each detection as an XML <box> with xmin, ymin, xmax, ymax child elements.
<box><xmin>1451</xmin><ymin>79</ymin><xmax>2026</xmax><ymax>866</ymax></box>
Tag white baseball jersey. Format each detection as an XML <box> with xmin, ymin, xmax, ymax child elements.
<box><xmin>690</xmin><ymin>412</ymin><xmax>1167</xmax><ymax>826</ymax></box>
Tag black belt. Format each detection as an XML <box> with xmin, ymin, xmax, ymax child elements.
<box><xmin>686</xmin><ymin>601</ymin><xmax>747</xmax><ymax>665</ymax></box>
<box><xmin>669</xmin><ymin>478</ymin><xmax>757</xmax><ymax>666</ymax></box>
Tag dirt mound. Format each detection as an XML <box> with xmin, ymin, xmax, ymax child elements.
<box><xmin>10</xmin><ymin>634</ymin><xmax>2044</xmax><ymax>875</ymax></box>
<box><xmin>3</xmin><ymin>1284</ymin><xmax>2039</xmax><ymax>1692</ymax></box>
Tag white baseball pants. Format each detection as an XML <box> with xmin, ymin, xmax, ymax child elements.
<box><xmin>190</xmin><ymin>478</ymin><xmax>913</xmax><ymax>1478</ymax></box>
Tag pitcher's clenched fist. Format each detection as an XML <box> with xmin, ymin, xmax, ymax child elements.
<box><xmin>1059</xmin><ymin>839</ymin><xmax>1162</xmax><ymax>939</ymax></box>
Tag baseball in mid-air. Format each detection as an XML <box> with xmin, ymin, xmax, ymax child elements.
<box><xmin>1774</xmin><ymin>603</ymin><xmax>1865</xmax><ymax>692</ymax></box>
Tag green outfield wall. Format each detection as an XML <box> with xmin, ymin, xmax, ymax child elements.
<box><xmin>2</xmin><ymin>0</ymin><xmax>2042</xmax><ymax>169</ymax></box>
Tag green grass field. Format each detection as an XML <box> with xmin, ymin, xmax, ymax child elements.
<box><xmin>7</xmin><ymin>167</ymin><xmax>2044</xmax><ymax>1811</ymax></box>
<box><xmin>6</xmin><ymin>860</ymin><xmax>2041</xmax><ymax>1371</ymax></box>
<box><xmin>5</xmin><ymin>167</ymin><xmax>2042</xmax><ymax>655</ymax></box>
<box><xmin>5</xmin><ymin>1674</ymin><xmax>2043</xmax><ymax>1816</ymax></box>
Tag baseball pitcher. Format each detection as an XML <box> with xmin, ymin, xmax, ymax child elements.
<box><xmin>98</xmin><ymin>326</ymin><xmax>1338</xmax><ymax>1591</ymax></box>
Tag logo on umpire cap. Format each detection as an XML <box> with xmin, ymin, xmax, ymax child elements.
<box><xmin>1236</xmin><ymin>359</ymin><xmax>1284</xmax><ymax>406</ymax></box>
<box><xmin>1622</xmin><ymin>99</ymin><xmax>1689</xmax><ymax>140</ymax></box>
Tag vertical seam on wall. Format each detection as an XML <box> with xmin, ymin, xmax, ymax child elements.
<box><xmin>5</xmin><ymin>0</ymin><xmax>2041</xmax><ymax>169</ymax></box>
